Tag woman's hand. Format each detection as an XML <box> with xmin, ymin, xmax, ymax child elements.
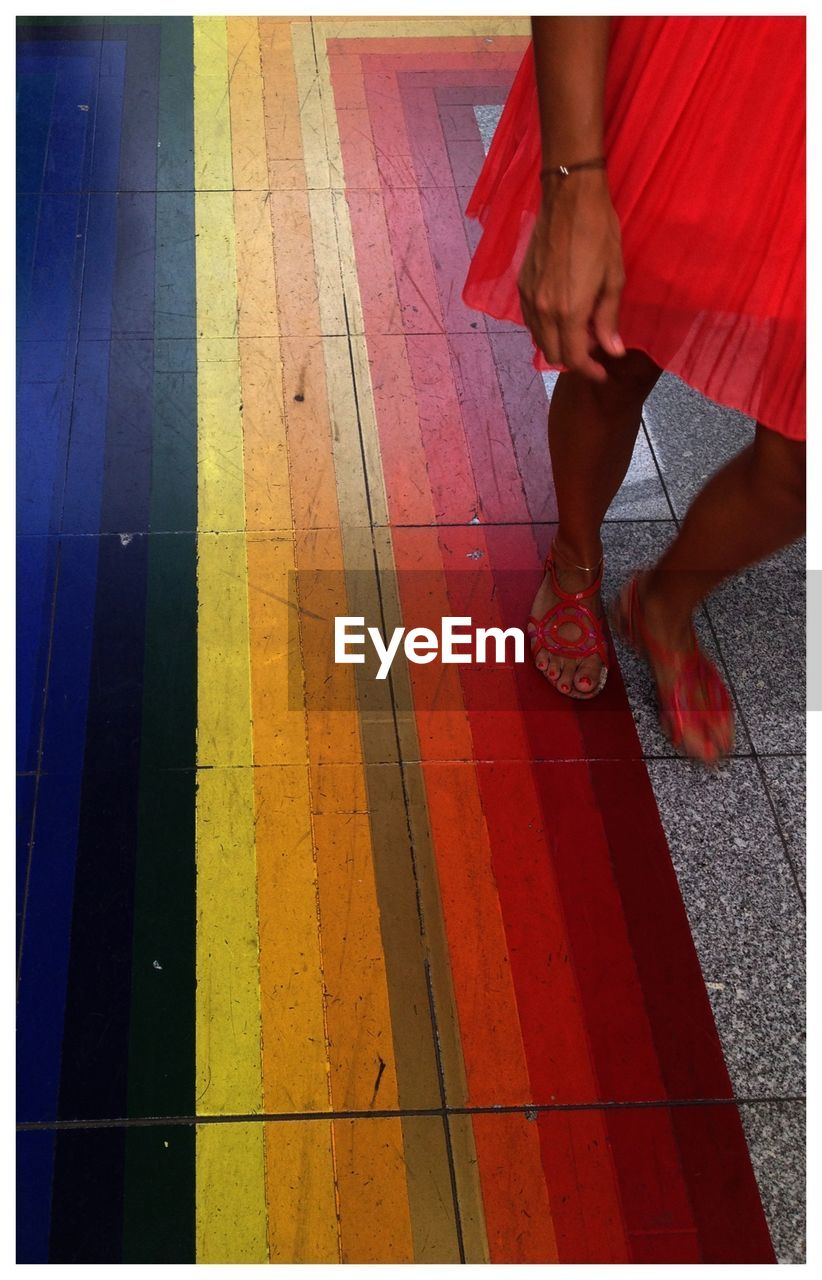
<box><xmin>517</xmin><ymin>168</ymin><xmax>626</xmax><ymax>381</ymax></box>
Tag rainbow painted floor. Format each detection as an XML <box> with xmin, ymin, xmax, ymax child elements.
<box><xmin>17</xmin><ymin>16</ymin><xmax>805</xmax><ymax>1264</ymax></box>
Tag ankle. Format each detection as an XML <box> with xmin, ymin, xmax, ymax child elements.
<box><xmin>639</xmin><ymin>570</ymin><xmax>695</xmax><ymax>647</ymax></box>
<box><xmin>552</xmin><ymin>531</ymin><xmax>604</xmax><ymax>574</ymax></box>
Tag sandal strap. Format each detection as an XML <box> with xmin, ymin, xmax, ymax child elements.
<box><xmin>626</xmin><ymin>574</ymin><xmax>698</xmax><ymax>665</ymax></box>
<box><xmin>545</xmin><ymin>543</ymin><xmax>603</xmax><ymax>602</ymax></box>
<box><xmin>616</xmin><ymin>573</ymin><xmax>733</xmax><ymax>751</ymax></box>
<box><xmin>661</xmin><ymin>651</ymin><xmax>733</xmax><ymax>747</ymax></box>
<box><xmin>528</xmin><ymin>598</ymin><xmax>609</xmax><ymax>666</ymax></box>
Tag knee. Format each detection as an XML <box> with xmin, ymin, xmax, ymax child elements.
<box><xmin>591</xmin><ymin>346</ymin><xmax>662</xmax><ymax>409</ymax></box>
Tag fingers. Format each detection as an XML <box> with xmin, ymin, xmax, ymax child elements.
<box><xmin>519</xmin><ymin>286</ymin><xmax>611</xmax><ymax>380</ymax></box>
<box><xmin>558</xmin><ymin>315</ymin><xmax>609</xmax><ymax>382</ymax></box>
<box><xmin>591</xmin><ymin>272</ymin><xmax>626</xmax><ymax>358</ymax></box>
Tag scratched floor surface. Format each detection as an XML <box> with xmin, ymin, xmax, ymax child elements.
<box><xmin>16</xmin><ymin>16</ymin><xmax>805</xmax><ymax>1263</ymax></box>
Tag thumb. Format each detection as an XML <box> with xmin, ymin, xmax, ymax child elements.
<box><xmin>592</xmin><ymin>276</ymin><xmax>625</xmax><ymax>357</ymax></box>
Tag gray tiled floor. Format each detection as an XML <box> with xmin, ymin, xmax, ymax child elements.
<box><xmin>740</xmin><ymin>1100</ymin><xmax>806</xmax><ymax>1264</ymax></box>
<box><xmin>643</xmin><ymin>373</ymin><xmax>755</xmax><ymax>518</ymax></box>
<box><xmin>760</xmin><ymin>755</ymin><xmax>806</xmax><ymax>897</ymax></box>
<box><xmin>479</xmin><ymin>102</ymin><xmax>806</xmax><ymax>1262</ymax></box>
<box><xmin>646</xmin><ymin>758</ymin><xmax>805</xmax><ymax>1099</ymax></box>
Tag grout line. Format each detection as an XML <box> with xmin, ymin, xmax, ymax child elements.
<box><xmin>15</xmin><ymin>516</ymin><xmax>682</xmax><ymax>542</ymax></box>
<box><xmin>17</xmin><ymin>1094</ymin><xmax>806</xmax><ymax>1132</ymax></box>
<box><xmin>21</xmin><ymin>749</ymin><xmax>784</xmax><ymax>779</ymax></box>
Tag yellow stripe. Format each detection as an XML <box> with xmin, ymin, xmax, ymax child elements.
<box><xmin>195</xmin><ymin>765</ymin><xmax>262</xmax><ymax>1113</ymax></box>
<box><xmin>229</xmin><ymin>17</ymin><xmax>340</xmax><ymax>1262</ymax></box>
<box><xmin>196</xmin><ymin>1124</ymin><xmax>268</xmax><ymax>1262</ymax></box>
<box><xmin>194</xmin><ymin>16</ymin><xmax>266</xmax><ymax>1261</ymax></box>
<box><xmin>193</xmin><ymin>16</ymin><xmax>233</xmax><ymax>189</ymax></box>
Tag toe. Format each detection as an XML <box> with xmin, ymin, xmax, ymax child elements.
<box><xmin>556</xmin><ymin>659</ymin><xmax>576</xmax><ymax>696</ymax></box>
<box><xmin>573</xmin><ymin>656</ymin><xmax>601</xmax><ymax>696</ymax></box>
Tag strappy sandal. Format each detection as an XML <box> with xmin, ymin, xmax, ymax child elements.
<box><xmin>608</xmin><ymin>570</ymin><xmax>734</xmax><ymax>763</ymax></box>
<box><xmin>526</xmin><ymin>539</ymin><xmax>609</xmax><ymax>698</ymax></box>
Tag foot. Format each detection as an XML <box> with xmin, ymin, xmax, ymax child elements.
<box><xmin>634</xmin><ymin>571</ymin><xmax>734</xmax><ymax>763</ymax></box>
<box><xmin>527</xmin><ymin>542</ymin><xmax>607</xmax><ymax>698</ymax></box>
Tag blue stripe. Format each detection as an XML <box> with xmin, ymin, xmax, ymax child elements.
<box><xmin>16</xmin><ymin>774</ymin><xmax>36</xmax><ymax>950</ymax></box>
<box><xmin>16</xmin><ymin>535</ymin><xmax>58</xmax><ymax>771</ymax></box>
<box><xmin>16</xmin><ymin>1131</ymin><xmax>56</xmax><ymax>1263</ymax></box>
<box><xmin>16</xmin><ymin>340</ymin><xmax>75</xmax><ymax>537</ymax></box>
<box><xmin>16</xmin><ymin>69</ymin><xmax>55</xmax><ymax>193</ymax></box>
<box><xmin>16</xmin><ymin>769</ymin><xmax>84</xmax><ymax>1123</ymax></box>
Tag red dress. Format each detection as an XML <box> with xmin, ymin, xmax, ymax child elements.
<box><xmin>462</xmin><ymin>17</ymin><xmax>805</xmax><ymax>440</ymax></box>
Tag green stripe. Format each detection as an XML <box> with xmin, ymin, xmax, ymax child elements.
<box><xmin>123</xmin><ymin>17</ymin><xmax>197</xmax><ymax>1264</ymax></box>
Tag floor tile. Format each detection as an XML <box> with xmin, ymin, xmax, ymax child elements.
<box><xmin>739</xmin><ymin>1099</ymin><xmax>805</xmax><ymax>1264</ymax></box>
<box><xmin>474</xmin><ymin>102</ymin><xmax>502</xmax><ymax>150</ymax></box>
<box><xmin>606</xmin><ymin>425</ymin><xmax>673</xmax><ymax>521</ymax></box>
<box><xmin>760</xmin><ymin>754</ymin><xmax>805</xmax><ymax>894</ymax></box>
<box><xmin>646</xmin><ymin>758</ymin><xmax>805</xmax><ymax>1098</ymax></box>
<box><xmin>705</xmin><ymin>538</ymin><xmax>805</xmax><ymax>755</ymax></box>
<box><xmin>643</xmin><ymin>371</ymin><xmax>755</xmax><ymax>518</ymax></box>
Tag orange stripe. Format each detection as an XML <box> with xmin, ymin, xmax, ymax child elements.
<box><xmin>241</xmin><ymin>21</ymin><xmax>418</xmax><ymax>1260</ymax></box>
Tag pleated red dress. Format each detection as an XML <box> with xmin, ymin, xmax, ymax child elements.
<box><xmin>462</xmin><ymin>16</ymin><xmax>806</xmax><ymax>440</ymax></box>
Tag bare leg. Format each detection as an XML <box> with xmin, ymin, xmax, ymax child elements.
<box><xmin>530</xmin><ymin>346</ymin><xmax>663</xmax><ymax>694</ymax></box>
<box><xmin>636</xmin><ymin>422</ymin><xmax>805</xmax><ymax>758</ymax></box>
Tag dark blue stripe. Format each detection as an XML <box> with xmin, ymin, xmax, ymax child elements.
<box><xmin>16</xmin><ymin>1130</ymin><xmax>56</xmax><ymax>1263</ymax></box>
<box><xmin>61</xmin><ymin>340</ymin><xmax>112</xmax><ymax>535</ymax></box>
<box><xmin>16</xmin><ymin>534</ymin><xmax>58</xmax><ymax>771</ymax></box>
<box><xmin>40</xmin><ymin>52</ymin><xmax>99</xmax><ymax>192</ymax></box>
<box><xmin>38</xmin><ymin>534</ymin><xmax>100</xmax><ymax>776</ymax></box>
<box><xmin>16</xmin><ymin>769</ymin><xmax>85</xmax><ymax>1124</ymax></box>
<box><xmin>16</xmin><ymin>191</ymin><xmax>85</xmax><ymax>343</ymax></box>
<box><xmin>16</xmin><ymin>69</ymin><xmax>55</xmax><ymax>193</ymax></box>
<box><xmin>16</xmin><ymin>193</ymin><xmax>40</xmax><ymax>339</ymax></box>
<box><xmin>16</xmin><ymin>340</ymin><xmax>75</xmax><ymax>537</ymax></box>
<box><xmin>48</xmin><ymin>19</ymin><xmax>161</xmax><ymax>1257</ymax></box>
<box><xmin>16</xmin><ymin>774</ymin><xmax>36</xmax><ymax>951</ymax></box>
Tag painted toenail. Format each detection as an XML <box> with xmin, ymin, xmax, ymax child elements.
<box><xmin>579</xmin><ymin>676</ymin><xmax>591</xmax><ymax>688</ymax></box>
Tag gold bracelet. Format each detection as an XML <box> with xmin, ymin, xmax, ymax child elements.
<box><xmin>539</xmin><ymin>156</ymin><xmax>606</xmax><ymax>180</ymax></box>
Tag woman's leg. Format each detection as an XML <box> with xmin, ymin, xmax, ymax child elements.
<box><xmin>637</xmin><ymin>421</ymin><xmax>806</xmax><ymax>757</ymax></box>
<box><xmin>531</xmin><ymin>346</ymin><xmax>663</xmax><ymax>694</ymax></box>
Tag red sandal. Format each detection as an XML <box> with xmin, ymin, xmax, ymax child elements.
<box><xmin>608</xmin><ymin>571</ymin><xmax>734</xmax><ymax>763</ymax></box>
<box><xmin>527</xmin><ymin>540</ymin><xmax>610</xmax><ymax>698</ymax></box>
